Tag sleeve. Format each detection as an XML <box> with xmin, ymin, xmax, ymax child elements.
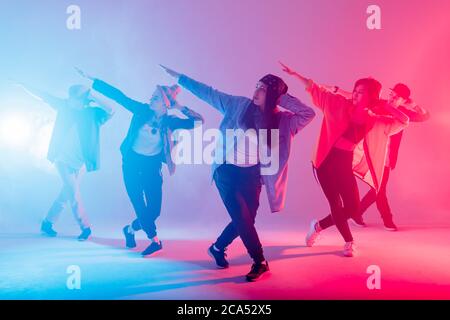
<box><xmin>167</xmin><ymin>106</ymin><xmax>205</xmax><ymax>130</ymax></box>
<box><xmin>178</xmin><ymin>74</ymin><xmax>247</xmax><ymax>115</ymax></box>
<box><xmin>92</xmin><ymin>79</ymin><xmax>147</xmax><ymax>114</ymax></box>
<box><xmin>306</xmin><ymin>81</ymin><xmax>349</xmax><ymax>112</ymax></box>
<box><xmin>278</xmin><ymin>94</ymin><xmax>316</xmax><ymax>135</ymax></box>
<box><xmin>398</xmin><ymin>104</ymin><xmax>430</xmax><ymax>122</ymax></box>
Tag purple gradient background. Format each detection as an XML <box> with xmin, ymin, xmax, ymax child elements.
<box><xmin>0</xmin><ymin>0</ymin><xmax>449</xmax><ymax>237</ymax></box>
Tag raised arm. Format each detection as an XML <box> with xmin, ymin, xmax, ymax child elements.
<box><xmin>166</xmin><ymin>102</ymin><xmax>205</xmax><ymax>130</ymax></box>
<box><xmin>279</xmin><ymin>61</ymin><xmax>348</xmax><ymax>112</ymax></box>
<box><xmin>160</xmin><ymin>65</ymin><xmax>247</xmax><ymax>114</ymax></box>
<box><xmin>75</xmin><ymin>67</ymin><xmax>146</xmax><ymax>114</ymax></box>
<box><xmin>15</xmin><ymin>82</ymin><xmax>65</xmax><ymax>110</ymax></box>
<box><xmin>278</xmin><ymin>94</ymin><xmax>316</xmax><ymax>135</ymax></box>
<box><xmin>398</xmin><ymin>101</ymin><xmax>430</xmax><ymax>122</ymax></box>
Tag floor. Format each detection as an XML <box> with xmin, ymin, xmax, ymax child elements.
<box><xmin>0</xmin><ymin>225</ymin><xmax>449</xmax><ymax>300</ymax></box>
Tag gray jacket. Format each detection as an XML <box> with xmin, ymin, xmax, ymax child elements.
<box><xmin>179</xmin><ymin>74</ymin><xmax>315</xmax><ymax>212</ymax></box>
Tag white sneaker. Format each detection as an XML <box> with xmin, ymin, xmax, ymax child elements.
<box><xmin>343</xmin><ymin>241</ymin><xmax>356</xmax><ymax>257</ymax></box>
<box><xmin>305</xmin><ymin>219</ymin><xmax>321</xmax><ymax>247</ymax></box>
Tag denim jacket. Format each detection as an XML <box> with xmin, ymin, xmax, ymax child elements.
<box><xmin>178</xmin><ymin>74</ymin><xmax>315</xmax><ymax>212</ymax></box>
<box><xmin>93</xmin><ymin>79</ymin><xmax>204</xmax><ymax>175</ymax></box>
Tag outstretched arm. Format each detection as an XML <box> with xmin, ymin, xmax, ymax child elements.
<box><xmin>279</xmin><ymin>61</ymin><xmax>348</xmax><ymax>112</ymax></box>
<box><xmin>279</xmin><ymin>61</ymin><xmax>312</xmax><ymax>90</ymax></box>
<box><xmin>14</xmin><ymin>81</ymin><xmax>65</xmax><ymax>110</ymax></box>
<box><xmin>160</xmin><ymin>64</ymin><xmax>246</xmax><ymax>115</ymax></box>
<box><xmin>76</xmin><ymin>67</ymin><xmax>145</xmax><ymax>114</ymax></box>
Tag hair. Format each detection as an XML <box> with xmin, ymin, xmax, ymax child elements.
<box><xmin>239</xmin><ymin>80</ymin><xmax>285</xmax><ymax>148</ymax></box>
<box><xmin>353</xmin><ymin>78</ymin><xmax>382</xmax><ymax>108</ymax></box>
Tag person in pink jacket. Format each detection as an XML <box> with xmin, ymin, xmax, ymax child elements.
<box><xmin>280</xmin><ymin>62</ymin><xmax>409</xmax><ymax>257</ymax></box>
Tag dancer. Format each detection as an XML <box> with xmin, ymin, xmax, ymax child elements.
<box><xmin>17</xmin><ymin>81</ymin><xmax>115</xmax><ymax>241</ymax></box>
<box><xmin>161</xmin><ymin>64</ymin><xmax>315</xmax><ymax>281</ymax></box>
<box><xmin>76</xmin><ymin>68</ymin><xmax>204</xmax><ymax>256</ymax></box>
<box><xmin>357</xmin><ymin>84</ymin><xmax>429</xmax><ymax>230</ymax></box>
<box><xmin>320</xmin><ymin>83</ymin><xmax>429</xmax><ymax>230</ymax></box>
<box><xmin>280</xmin><ymin>62</ymin><xmax>409</xmax><ymax>257</ymax></box>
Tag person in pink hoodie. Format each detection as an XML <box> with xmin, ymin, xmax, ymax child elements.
<box><xmin>280</xmin><ymin>62</ymin><xmax>409</xmax><ymax>257</ymax></box>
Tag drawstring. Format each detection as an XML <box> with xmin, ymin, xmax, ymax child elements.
<box><xmin>312</xmin><ymin>162</ymin><xmax>319</xmax><ymax>185</ymax></box>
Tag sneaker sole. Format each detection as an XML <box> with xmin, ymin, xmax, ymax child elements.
<box><xmin>207</xmin><ymin>249</ymin><xmax>229</xmax><ymax>269</ymax></box>
<box><xmin>246</xmin><ymin>270</ymin><xmax>271</xmax><ymax>282</ymax></box>
<box><xmin>384</xmin><ymin>227</ymin><xmax>398</xmax><ymax>231</ymax></box>
<box><xmin>41</xmin><ymin>231</ymin><xmax>57</xmax><ymax>237</ymax></box>
<box><xmin>142</xmin><ymin>248</ymin><xmax>163</xmax><ymax>257</ymax></box>
<box><xmin>350</xmin><ymin>219</ymin><xmax>367</xmax><ymax>228</ymax></box>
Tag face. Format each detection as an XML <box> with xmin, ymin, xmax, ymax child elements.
<box><xmin>388</xmin><ymin>90</ymin><xmax>405</xmax><ymax>107</ymax></box>
<box><xmin>253</xmin><ymin>81</ymin><xmax>268</xmax><ymax>110</ymax></box>
<box><xmin>149</xmin><ymin>88</ymin><xmax>168</xmax><ymax>116</ymax></box>
<box><xmin>352</xmin><ymin>85</ymin><xmax>371</xmax><ymax>109</ymax></box>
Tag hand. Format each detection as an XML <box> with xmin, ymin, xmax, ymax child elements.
<box><xmin>74</xmin><ymin>67</ymin><xmax>94</xmax><ymax>80</ymax></box>
<box><xmin>159</xmin><ymin>64</ymin><xmax>181</xmax><ymax>80</ymax></box>
<box><xmin>279</xmin><ymin>61</ymin><xmax>297</xmax><ymax>76</ymax></box>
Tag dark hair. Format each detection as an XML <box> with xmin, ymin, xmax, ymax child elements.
<box><xmin>239</xmin><ymin>84</ymin><xmax>282</xmax><ymax>148</ymax></box>
<box><xmin>353</xmin><ymin>78</ymin><xmax>382</xmax><ymax>108</ymax></box>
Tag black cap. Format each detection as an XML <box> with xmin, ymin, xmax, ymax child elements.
<box><xmin>390</xmin><ymin>83</ymin><xmax>411</xmax><ymax>100</ymax></box>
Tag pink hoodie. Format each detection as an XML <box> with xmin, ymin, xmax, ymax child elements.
<box><xmin>307</xmin><ymin>82</ymin><xmax>409</xmax><ymax>191</ymax></box>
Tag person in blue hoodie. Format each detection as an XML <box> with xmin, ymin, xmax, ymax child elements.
<box><xmin>161</xmin><ymin>64</ymin><xmax>315</xmax><ymax>281</ymax></box>
<box><xmin>17</xmin><ymin>81</ymin><xmax>114</xmax><ymax>241</ymax></box>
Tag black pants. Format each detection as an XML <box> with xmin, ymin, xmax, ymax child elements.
<box><xmin>213</xmin><ymin>164</ymin><xmax>265</xmax><ymax>264</ymax></box>
<box><xmin>316</xmin><ymin>148</ymin><xmax>359</xmax><ymax>242</ymax></box>
<box><xmin>122</xmin><ymin>151</ymin><xmax>163</xmax><ymax>239</ymax></box>
<box><xmin>359</xmin><ymin>166</ymin><xmax>393</xmax><ymax>221</ymax></box>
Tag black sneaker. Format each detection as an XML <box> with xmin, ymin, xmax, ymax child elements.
<box><xmin>351</xmin><ymin>215</ymin><xmax>367</xmax><ymax>228</ymax></box>
<box><xmin>41</xmin><ymin>220</ymin><xmax>57</xmax><ymax>237</ymax></box>
<box><xmin>142</xmin><ymin>241</ymin><xmax>163</xmax><ymax>256</ymax></box>
<box><xmin>246</xmin><ymin>261</ymin><xmax>270</xmax><ymax>282</ymax></box>
<box><xmin>383</xmin><ymin>219</ymin><xmax>398</xmax><ymax>231</ymax></box>
<box><xmin>207</xmin><ymin>244</ymin><xmax>229</xmax><ymax>269</ymax></box>
<box><xmin>123</xmin><ymin>225</ymin><xmax>136</xmax><ymax>248</ymax></box>
<box><xmin>78</xmin><ymin>227</ymin><xmax>92</xmax><ymax>241</ymax></box>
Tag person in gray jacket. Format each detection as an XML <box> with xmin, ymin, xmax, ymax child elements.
<box><xmin>161</xmin><ymin>65</ymin><xmax>315</xmax><ymax>281</ymax></box>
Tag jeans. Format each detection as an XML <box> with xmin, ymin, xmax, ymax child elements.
<box><xmin>316</xmin><ymin>148</ymin><xmax>360</xmax><ymax>242</ymax></box>
<box><xmin>213</xmin><ymin>164</ymin><xmax>265</xmax><ymax>263</ymax></box>
<box><xmin>359</xmin><ymin>166</ymin><xmax>393</xmax><ymax>221</ymax></box>
<box><xmin>46</xmin><ymin>162</ymin><xmax>90</xmax><ymax>230</ymax></box>
<box><xmin>122</xmin><ymin>151</ymin><xmax>163</xmax><ymax>239</ymax></box>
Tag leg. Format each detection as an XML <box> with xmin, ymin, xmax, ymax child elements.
<box><xmin>122</xmin><ymin>160</ymin><xmax>147</xmax><ymax>233</ymax></box>
<box><xmin>376</xmin><ymin>166</ymin><xmax>393</xmax><ymax>221</ymax></box>
<box><xmin>215</xmin><ymin>165</ymin><xmax>264</xmax><ymax>263</ymax></box>
<box><xmin>45</xmin><ymin>163</ymin><xmax>72</xmax><ymax>224</ymax></box>
<box><xmin>316</xmin><ymin>151</ymin><xmax>354</xmax><ymax>242</ymax></box>
<box><xmin>141</xmin><ymin>164</ymin><xmax>163</xmax><ymax>239</ymax></box>
<box><xmin>67</xmin><ymin>166</ymin><xmax>90</xmax><ymax>230</ymax></box>
<box><xmin>359</xmin><ymin>188</ymin><xmax>377</xmax><ymax>216</ymax></box>
<box><xmin>316</xmin><ymin>160</ymin><xmax>340</xmax><ymax>230</ymax></box>
<box><xmin>215</xmin><ymin>174</ymin><xmax>261</xmax><ymax>250</ymax></box>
